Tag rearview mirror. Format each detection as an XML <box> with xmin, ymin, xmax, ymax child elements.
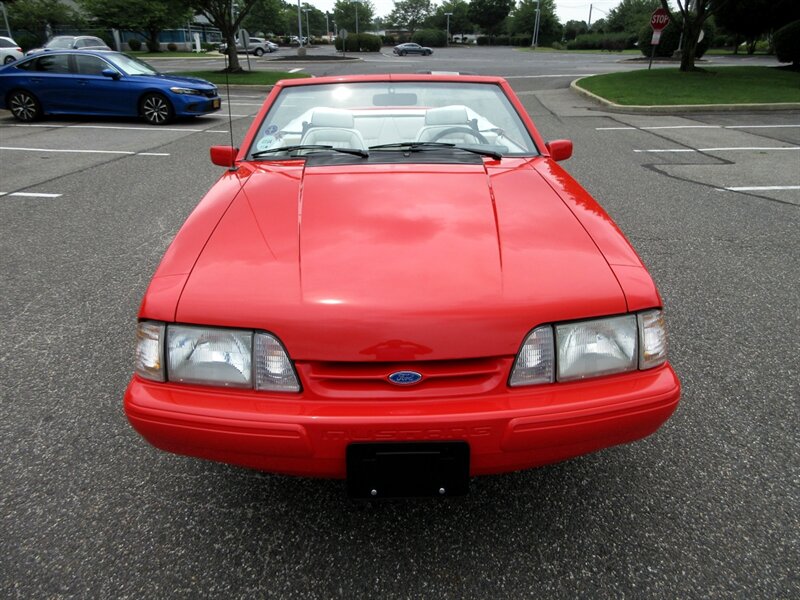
<box><xmin>546</xmin><ymin>139</ymin><xmax>573</xmax><ymax>162</ymax></box>
<box><xmin>210</xmin><ymin>145</ymin><xmax>238</xmax><ymax>167</ymax></box>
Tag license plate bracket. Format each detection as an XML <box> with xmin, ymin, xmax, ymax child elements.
<box><xmin>346</xmin><ymin>441</ymin><xmax>470</xmax><ymax>498</ymax></box>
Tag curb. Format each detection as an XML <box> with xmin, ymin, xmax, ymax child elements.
<box><xmin>570</xmin><ymin>79</ymin><xmax>800</xmax><ymax>113</ymax></box>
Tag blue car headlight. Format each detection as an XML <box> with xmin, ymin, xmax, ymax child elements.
<box><xmin>170</xmin><ymin>86</ymin><xmax>203</xmax><ymax>95</ymax></box>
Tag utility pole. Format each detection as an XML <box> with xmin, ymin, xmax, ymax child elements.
<box><xmin>530</xmin><ymin>0</ymin><xmax>541</xmax><ymax>48</ymax></box>
<box><xmin>445</xmin><ymin>12</ymin><xmax>452</xmax><ymax>46</ymax></box>
<box><xmin>354</xmin><ymin>0</ymin><xmax>359</xmax><ymax>37</ymax></box>
<box><xmin>588</xmin><ymin>4</ymin><xmax>593</xmax><ymax>29</ymax></box>
<box><xmin>296</xmin><ymin>0</ymin><xmax>303</xmax><ymax>47</ymax></box>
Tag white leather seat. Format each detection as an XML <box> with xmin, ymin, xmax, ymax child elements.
<box><xmin>415</xmin><ymin>105</ymin><xmax>476</xmax><ymax>144</ymax></box>
<box><xmin>299</xmin><ymin>108</ymin><xmax>366</xmax><ymax>150</ymax></box>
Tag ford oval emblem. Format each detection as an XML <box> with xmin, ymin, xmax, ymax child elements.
<box><xmin>388</xmin><ymin>371</ymin><xmax>423</xmax><ymax>385</ymax></box>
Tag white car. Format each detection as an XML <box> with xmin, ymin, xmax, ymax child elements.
<box><xmin>221</xmin><ymin>37</ymin><xmax>279</xmax><ymax>56</ymax></box>
<box><xmin>0</xmin><ymin>36</ymin><xmax>23</xmax><ymax>65</ymax></box>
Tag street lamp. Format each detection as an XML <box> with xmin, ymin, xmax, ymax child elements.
<box><xmin>444</xmin><ymin>12</ymin><xmax>452</xmax><ymax>46</ymax></box>
<box><xmin>296</xmin><ymin>0</ymin><xmax>303</xmax><ymax>47</ymax></box>
<box><xmin>303</xmin><ymin>7</ymin><xmax>310</xmax><ymax>43</ymax></box>
<box><xmin>354</xmin><ymin>0</ymin><xmax>359</xmax><ymax>37</ymax></box>
<box><xmin>531</xmin><ymin>0</ymin><xmax>541</xmax><ymax>48</ymax></box>
<box><xmin>325</xmin><ymin>11</ymin><xmax>330</xmax><ymax>42</ymax></box>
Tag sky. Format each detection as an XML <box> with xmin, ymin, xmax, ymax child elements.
<box><xmin>307</xmin><ymin>0</ymin><xmax>623</xmax><ymax>25</ymax></box>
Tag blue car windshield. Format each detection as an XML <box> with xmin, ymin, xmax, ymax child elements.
<box><xmin>111</xmin><ymin>54</ymin><xmax>159</xmax><ymax>76</ymax></box>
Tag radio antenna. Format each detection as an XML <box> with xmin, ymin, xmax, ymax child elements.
<box><xmin>224</xmin><ymin>49</ymin><xmax>237</xmax><ymax>171</ymax></box>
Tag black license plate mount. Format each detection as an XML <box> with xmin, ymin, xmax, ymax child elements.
<box><xmin>346</xmin><ymin>441</ymin><xmax>470</xmax><ymax>499</ymax></box>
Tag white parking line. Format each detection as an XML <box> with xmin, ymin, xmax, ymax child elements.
<box><xmin>0</xmin><ymin>192</ymin><xmax>62</xmax><ymax>198</ymax></box>
<box><xmin>3</xmin><ymin>123</ymin><xmax>229</xmax><ymax>133</ymax></box>
<box><xmin>0</xmin><ymin>146</ymin><xmax>170</xmax><ymax>156</ymax></box>
<box><xmin>599</xmin><ymin>124</ymin><xmax>800</xmax><ymax>131</ymax></box>
<box><xmin>288</xmin><ymin>68</ymin><xmax>304</xmax><ymax>73</ymax></box>
<box><xmin>716</xmin><ymin>186</ymin><xmax>800</xmax><ymax>192</ymax></box>
<box><xmin>634</xmin><ymin>146</ymin><xmax>800</xmax><ymax>153</ymax></box>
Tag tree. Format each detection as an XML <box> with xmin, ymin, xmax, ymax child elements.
<box><xmin>715</xmin><ymin>0</ymin><xmax>800</xmax><ymax>54</ymax></box>
<box><xmin>467</xmin><ymin>0</ymin><xmax>512</xmax><ymax>37</ymax></box>
<box><xmin>605</xmin><ymin>0</ymin><xmax>660</xmax><ymax>34</ymax></box>
<box><xmin>658</xmin><ymin>0</ymin><xmax>733</xmax><ymax>71</ymax></box>
<box><xmin>426</xmin><ymin>1</ymin><xmax>473</xmax><ymax>39</ymax></box>
<box><xmin>194</xmin><ymin>0</ymin><xmax>261</xmax><ymax>71</ymax></box>
<box><xmin>80</xmin><ymin>0</ymin><xmax>193</xmax><ymax>52</ymax></box>
<box><xmin>564</xmin><ymin>20</ymin><xmax>589</xmax><ymax>41</ymax></box>
<box><xmin>332</xmin><ymin>0</ymin><xmax>375</xmax><ymax>34</ymax></box>
<box><xmin>387</xmin><ymin>0</ymin><xmax>432</xmax><ymax>34</ymax></box>
<box><xmin>509</xmin><ymin>0</ymin><xmax>561</xmax><ymax>46</ymax></box>
<box><xmin>6</xmin><ymin>0</ymin><xmax>85</xmax><ymax>46</ymax></box>
<box><xmin>241</xmin><ymin>0</ymin><xmax>290</xmax><ymax>37</ymax></box>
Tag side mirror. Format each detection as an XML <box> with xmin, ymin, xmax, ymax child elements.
<box><xmin>210</xmin><ymin>145</ymin><xmax>238</xmax><ymax>168</ymax></box>
<box><xmin>101</xmin><ymin>69</ymin><xmax>120</xmax><ymax>80</ymax></box>
<box><xmin>545</xmin><ymin>139</ymin><xmax>573</xmax><ymax>162</ymax></box>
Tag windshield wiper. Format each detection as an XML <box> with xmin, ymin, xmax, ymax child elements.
<box><xmin>252</xmin><ymin>144</ymin><xmax>369</xmax><ymax>158</ymax></box>
<box><xmin>369</xmin><ymin>142</ymin><xmax>502</xmax><ymax>160</ymax></box>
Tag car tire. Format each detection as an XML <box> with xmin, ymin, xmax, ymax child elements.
<box><xmin>400</xmin><ymin>50</ymin><xmax>407</xmax><ymax>56</ymax></box>
<box><xmin>140</xmin><ymin>93</ymin><xmax>174</xmax><ymax>125</ymax></box>
<box><xmin>254</xmin><ymin>48</ymin><xmax>264</xmax><ymax>56</ymax></box>
<box><xmin>8</xmin><ymin>89</ymin><xmax>42</xmax><ymax>122</ymax></box>
<box><xmin>424</xmin><ymin>50</ymin><xmax>431</xmax><ymax>56</ymax></box>
<box><xmin>4</xmin><ymin>55</ymin><xmax>15</xmax><ymax>65</ymax></box>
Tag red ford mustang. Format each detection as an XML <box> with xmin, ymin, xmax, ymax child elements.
<box><xmin>124</xmin><ymin>74</ymin><xmax>680</xmax><ymax>497</ymax></box>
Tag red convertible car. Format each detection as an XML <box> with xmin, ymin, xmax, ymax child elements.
<box><xmin>125</xmin><ymin>74</ymin><xmax>680</xmax><ymax>497</ymax></box>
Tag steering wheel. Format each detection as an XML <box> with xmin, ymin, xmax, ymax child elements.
<box><xmin>429</xmin><ymin>126</ymin><xmax>489</xmax><ymax>144</ymax></box>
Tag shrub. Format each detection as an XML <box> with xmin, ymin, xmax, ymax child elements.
<box><xmin>334</xmin><ymin>33</ymin><xmax>382</xmax><ymax>52</ymax></box>
<box><xmin>551</xmin><ymin>41</ymin><xmax>564</xmax><ymax>50</ymax></box>
<box><xmin>476</xmin><ymin>36</ymin><xmax>490</xmax><ymax>46</ymax></box>
<box><xmin>774</xmin><ymin>20</ymin><xmax>800</xmax><ymax>67</ymax></box>
<box><xmin>127</xmin><ymin>38</ymin><xmax>142</xmax><ymax>51</ymax></box>
<box><xmin>567</xmin><ymin>32</ymin><xmax>636</xmax><ymax>51</ymax></box>
<box><xmin>167</xmin><ymin>42</ymin><xmax>178</xmax><ymax>52</ymax></box>
<box><xmin>412</xmin><ymin>29</ymin><xmax>447</xmax><ymax>47</ymax></box>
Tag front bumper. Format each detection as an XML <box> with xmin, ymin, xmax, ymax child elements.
<box><xmin>173</xmin><ymin>94</ymin><xmax>221</xmax><ymax>116</ymax></box>
<box><xmin>124</xmin><ymin>364</ymin><xmax>680</xmax><ymax>478</ymax></box>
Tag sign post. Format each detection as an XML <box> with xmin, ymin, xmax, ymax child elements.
<box><xmin>338</xmin><ymin>28</ymin><xmax>348</xmax><ymax>59</ymax></box>
<box><xmin>648</xmin><ymin>8</ymin><xmax>670</xmax><ymax>70</ymax></box>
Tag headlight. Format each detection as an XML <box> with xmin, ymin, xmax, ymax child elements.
<box><xmin>134</xmin><ymin>322</ymin><xmax>300</xmax><ymax>392</ymax></box>
<box><xmin>167</xmin><ymin>325</ymin><xmax>253</xmax><ymax>387</ymax></box>
<box><xmin>509</xmin><ymin>311</ymin><xmax>668</xmax><ymax>386</ymax></box>
<box><xmin>170</xmin><ymin>87</ymin><xmax>202</xmax><ymax>95</ymax></box>
<box><xmin>556</xmin><ymin>315</ymin><xmax>637</xmax><ymax>381</ymax></box>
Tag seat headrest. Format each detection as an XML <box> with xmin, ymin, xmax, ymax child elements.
<box><xmin>310</xmin><ymin>108</ymin><xmax>355</xmax><ymax>128</ymax></box>
<box><xmin>424</xmin><ymin>105</ymin><xmax>469</xmax><ymax>125</ymax></box>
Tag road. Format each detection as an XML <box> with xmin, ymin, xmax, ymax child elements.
<box><xmin>1</xmin><ymin>49</ymin><xmax>798</xmax><ymax>598</ymax></box>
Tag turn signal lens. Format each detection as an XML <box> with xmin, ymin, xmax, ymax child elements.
<box><xmin>638</xmin><ymin>310</ymin><xmax>668</xmax><ymax>369</ymax></box>
<box><xmin>135</xmin><ymin>321</ymin><xmax>165</xmax><ymax>382</ymax></box>
<box><xmin>509</xmin><ymin>326</ymin><xmax>555</xmax><ymax>386</ymax></box>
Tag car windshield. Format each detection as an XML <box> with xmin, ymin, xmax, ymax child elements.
<box><xmin>110</xmin><ymin>53</ymin><xmax>159</xmax><ymax>76</ymax></box>
<box><xmin>248</xmin><ymin>81</ymin><xmax>538</xmax><ymax>159</ymax></box>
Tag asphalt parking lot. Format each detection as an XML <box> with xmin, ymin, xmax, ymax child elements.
<box><xmin>1</xmin><ymin>50</ymin><xmax>798</xmax><ymax>598</ymax></box>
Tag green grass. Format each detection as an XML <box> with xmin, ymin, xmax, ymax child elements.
<box><xmin>577</xmin><ymin>66</ymin><xmax>800</xmax><ymax>105</ymax></box>
<box><xmin>176</xmin><ymin>70</ymin><xmax>310</xmax><ymax>85</ymax></box>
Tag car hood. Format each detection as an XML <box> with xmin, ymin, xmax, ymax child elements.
<box><xmin>133</xmin><ymin>73</ymin><xmax>216</xmax><ymax>89</ymax></box>
<box><xmin>175</xmin><ymin>159</ymin><xmax>630</xmax><ymax>360</ymax></box>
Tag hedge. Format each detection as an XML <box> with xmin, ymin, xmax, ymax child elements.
<box><xmin>774</xmin><ymin>20</ymin><xmax>800</xmax><ymax>67</ymax></box>
<box><xmin>567</xmin><ymin>32</ymin><xmax>637</xmax><ymax>51</ymax></box>
<box><xmin>334</xmin><ymin>33</ymin><xmax>382</xmax><ymax>52</ymax></box>
<box><xmin>412</xmin><ymin>29</ymin><xmax>447</xmax><ymax>47</ymax></box>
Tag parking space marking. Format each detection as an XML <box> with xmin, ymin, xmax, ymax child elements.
<box><xmin>635</xmin><ymin>146</ymin><xmax>800</xmax><ymax>153</ymax></box>
<box><xmin>0</xmin><ymin>192</ymin><xmax>62</xmax><ymax>198</ymax></box>
<box><xmin>288</xmin><ymin>68</ymin><xmax>304</xmax><ymax>73</ymax></box>
<box><xmin>3</xmin><ymin>123</ymin><xmax>229</xmax><ymax>133</ymax></box>
<box><xmin>716</xmin><ymin>185</ymin><xmax>800</xmax><ymax>192</ymax></box>
<box><xmin>0</xmin><ymin>146</ymin><xmax>170</xmax><ymax>156</ymax></box>
<box><xmin>599</xmin><ymin>124</ymin><xmax>800</xmax><ymax>131</ymax></box>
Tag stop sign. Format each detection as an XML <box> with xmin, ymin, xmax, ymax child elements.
<box><xmin>650</xmin><ymin>8</ymin><xmax>670</xmax><ymax>31</ymax></box>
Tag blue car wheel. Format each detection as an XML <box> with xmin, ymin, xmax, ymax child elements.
<box><xmin>140</xmin><ymin>92</ymin><xmax>174</xmax><ymax>125</ymax></box>
<box><xmin>9</xmin><ymin>90</ymin><xmax>41</xmax><ymax>122</ymax></box>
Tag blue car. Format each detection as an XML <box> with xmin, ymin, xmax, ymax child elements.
<box><xmin>0</xmin><ymin>50</ymin><xmax>220</xmax><ymax>125</ymax></box>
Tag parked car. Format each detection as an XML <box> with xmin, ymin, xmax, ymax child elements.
<box><xmin>0</xmin><ymin>50</ymin><xmax>220</xmax><ymax>125</ymax></box>
<box><xmin>26</xmin><ymin>35</ymin><xmax>111</xmax><ymax>55</ymax></box>
<box><xmin>219</xmin><ymin>37</ymin><xmax>279</xmax><ymax>56</ymax></box>
<box><xmin>289</xmin><ymin>36</ymin><xmax>309</xmax><ymax>45</ymax></box>
<box><xmin>0</xmin><ymin>36</ymin><xmax>23</xmax><ymax>65</ymax></box>
<box><xmin>124</xmin><ymin>74</ymin><xmax>680</xmax><ymax>498</ymax></box>
<box><xmin>393</xmin><ymin>42</ymin><xmax>433</xmax><ymax>56</ymax></box>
